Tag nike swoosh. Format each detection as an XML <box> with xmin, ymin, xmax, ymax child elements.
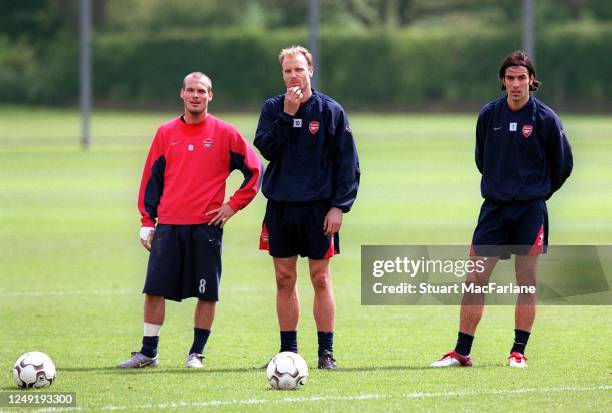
<box><xmin>493</xmin><ymin>126</ymin><xmax>502</xmax><ymax>131</ymax></box>
<box><xmin>171</xmin><ymin>141</ymin><xmax>181</xmax><ymax>146</ymax></box>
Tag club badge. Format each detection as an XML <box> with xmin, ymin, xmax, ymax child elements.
<box><xmin>203</xmin><ymin>137</ymin><xmax>214</xmax><ymax>150</ymax></box>
<box><xmin>522</xmin><ymin>124</ymin><xmax>533</xmax><ymax>138</ymax></box>
<box><xmin>308</xmin><ymin>121</ymin><xmax>319</xmax><ymax>135</ymax></box>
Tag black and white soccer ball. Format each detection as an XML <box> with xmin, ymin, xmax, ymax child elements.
<box><xmin>266</xmin><ymin>351</ymin><xmax>308</xmax><ymax>390</ymax></box>
<box><xmin>12</xmin><ymin>352</ymin><xmax>56</xmax><ymax>389</ymax></box>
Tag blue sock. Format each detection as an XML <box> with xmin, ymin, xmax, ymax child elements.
<box><xmin>280</xmin><ymin>331</ymin><xmax>298</xmax><ymax>353</ymax></box>
<box><xmin>140</xmin><ymin>336</ymin><xmax>159</xmax><ymax>358</ymax></box>
<box><xmin>189</xmin><ymin>328</ymin><xmax>211</xmax><ymax>355</ymax></box>
<box><xmin>317</xmin><ymin>331</ymin><xmax>334</xmax><ymax>356</ymax></box>
<box><xmin>454</xmin><ymin>331</ymin><xmax>474</xmax><ymax>356</ymax></box>
<box><xmin>511</xmin><ymin>329</ymin><xmax>530</xmax><ymax>355</ymax></box>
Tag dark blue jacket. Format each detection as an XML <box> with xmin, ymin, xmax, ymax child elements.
<box><xmin>476</xmin><ymin>96</ymin><xmax>573</xmax><ymax>202</ymax></box>
<box><xmin>254</xmin><ymin>90</ymin><xmax>360</xmax><ymax>212</ymax></box>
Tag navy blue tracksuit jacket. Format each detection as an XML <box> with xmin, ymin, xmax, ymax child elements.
<box><xmin>476</xmin><ymin>96</ymin><xmax>573</xmax><ymax>202</ymax></box>
<box><xmin>254</xmin><ymin>90</ymin><xmax>360</xmax><ymax>212</ymax></box>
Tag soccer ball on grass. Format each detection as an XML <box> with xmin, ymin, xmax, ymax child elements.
<box><xmin>12</xmin><ymin>352</ymin><xmax>56</xmax><ymax>389</ymax></box>
<box><xmin>266</xmin><ymin>351</ymin><xmax>308</xmax><ymax>390</ymax></box>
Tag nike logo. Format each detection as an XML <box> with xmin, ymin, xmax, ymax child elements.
<box><xmin>493</xmin><ymin>126</ymin><xmax>502</xmax><ymax>131</ymax></box>
<box><xmin>171</xmin><ymin>141</ymin><xmax>181</xmax><ymax>146</ymax></box>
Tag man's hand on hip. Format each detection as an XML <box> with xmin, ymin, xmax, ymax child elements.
<box><xmin>206</xmin><ymin>203</ymin><xmax>236</xmax><ymax>228</ymax></box>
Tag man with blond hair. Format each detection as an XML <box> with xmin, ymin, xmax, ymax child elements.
<box><xmin>255</xmin><ymin>46</ymin><xmax>360</xmax><ymax>369</ymax></box>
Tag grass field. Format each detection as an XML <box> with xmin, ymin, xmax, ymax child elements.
<box><xmin>0</xmin><ymin>106</ymin><xmax>611</xmax><ymax>412</ymax></box>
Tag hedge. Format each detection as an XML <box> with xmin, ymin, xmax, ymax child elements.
<box><xmin>2</xmin><ymin>24</ymin><xmax>610</xmax><ymax>109</ymax></box>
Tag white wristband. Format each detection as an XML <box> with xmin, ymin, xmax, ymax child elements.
<box><xmin>139</xmin><ymin>227</ymin><xmax>155</xmax><ymax>241</ymax></box>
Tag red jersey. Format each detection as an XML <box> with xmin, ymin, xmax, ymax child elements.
<box><xmin>138</xmin><ymin>115</ymin><xmax>262</xmax><ymax>227</ymax></box>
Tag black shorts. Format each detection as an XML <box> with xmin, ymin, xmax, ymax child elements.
<box><xmin>143</xmin><ymin>224</ymin><xmax>223</xmax><ymax>302</ymax></box>
<box><xmin>259</xmin><ymin>199</ymin><xmax>339</xmax><ymax>260</ymax></box>
<box><xmin>471</xmin><ymin>199</ymin><xmax>548</xmax><ymax>259</ymax></box>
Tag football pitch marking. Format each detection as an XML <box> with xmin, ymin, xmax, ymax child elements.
<box><xmin>3</xmin><ymin>384</ymin><xmax>609</xmax><ymax>412</ymax></box>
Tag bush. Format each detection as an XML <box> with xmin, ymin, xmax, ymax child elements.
<box><xmin>2</xmin><ymin>25</ymin><xmax>610</xmax><ymax>109</ymax></box>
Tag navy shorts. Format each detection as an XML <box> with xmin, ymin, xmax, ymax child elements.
<box><xmin>143</xmin><ymin>224</ymin><xmax>223</xmax><ymax>302</ymax></box>
<box><xmin>471</xmin><ymin>199</ymin><xmax>548</xmax><ymax>259</ymax></box>
<box><xmin>259</xmin><ymin>199</ymin><xmax>339</xmax><ymax>260</ymax></box>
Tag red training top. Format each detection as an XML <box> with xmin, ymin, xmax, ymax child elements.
<box><xmin>138</xmin><ymin>114</ymin><xmax>262</xmax><ymax>227</ymax></box>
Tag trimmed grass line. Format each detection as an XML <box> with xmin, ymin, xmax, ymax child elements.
<box><xmin>8</xmin><ymin>384</ymin><xmax>604</xmax><ymax>412</ymax></box>
<box><xmin>0</xmin><ymin>289</ymin><xmax>136</xmax><ymax>297</ymax></box>
<box><xmin>0</xmin><ymin>287</ymin><xmax>262</xmax><ymax>297</ymax></box>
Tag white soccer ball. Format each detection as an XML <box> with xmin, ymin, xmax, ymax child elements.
<box><xmin>266</xmin><ymin>351</ymin><xmax>308</xmax><ymax>390</ymax></box>
<box><xmin>12</xmin><ymin>352</ymin><xmax>56</xmax><ymax>389</ymax></box>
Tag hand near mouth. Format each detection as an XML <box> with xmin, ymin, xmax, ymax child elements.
<box><xmin>283</xmin><ymin>86</ymin><xmax>302</xmax><ymax>116</ymax></box>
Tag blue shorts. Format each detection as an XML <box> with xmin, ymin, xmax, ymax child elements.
<box><xmin>143</xmin><ymin>224</ymin><xmax>223</xmax><ymax>302</ymax></box>
<box><xmin>471</xmin><ymin>199</ymin><xmax>548</xmax><ymax>259</ymax></box>
<box><xmin>259</xmin><ymin>199</ymin><xmax>339</xmax><ymax>260</ymax></box>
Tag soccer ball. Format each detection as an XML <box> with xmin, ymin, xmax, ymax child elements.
<box><xmin>12</xmin><ymin>352</ymin><xmax>56</xmax><ymax>389</ymax></box>
<box><xmin>266</xmin><ymin>351</ymin><xmax>308</xmax><ymax>390</ymax></box>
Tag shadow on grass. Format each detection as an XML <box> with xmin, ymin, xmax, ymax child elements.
<box><xmin>59</xmin><ymin>363</ymin><xmax>500</xmax><ymax>374</ymax></box>
<box><xmin>60</xmin><ymin>366</ymin><xmax>256</xmax><ymax>374</ymax></box>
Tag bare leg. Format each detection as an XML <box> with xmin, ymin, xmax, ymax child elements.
<box><xmin>274</xmin><ymin>256</ymin><xmax>299</xmax><ymax>331</ymax></box>
<box><xmin>194</xmin><ymin>300</ymin><xmax>216</xmax><ymax>330</ymax></box>
<box><xmin>459</xmin><ymin>257</ymin><xmax>498</xmax><ymax>335</ymax></box>
<box><xmin>514</xmin><ymin>255</ymin><xmax>538</xmax><ymax>332</ymax></box>
<box><xmin>144</xmin><ymin>294</ymin><xmax>165</xmax><ymax>325</ymax></box>
<box><xmin>308</xmin><ymin>258</ymin><xmax>335</xmax><ymax>332</ymax></box>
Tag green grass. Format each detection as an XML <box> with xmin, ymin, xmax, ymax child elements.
<box><xmin>0</xmin><ymin>106</ymin><xmax>611</xmax><ymax>412</ymax></box>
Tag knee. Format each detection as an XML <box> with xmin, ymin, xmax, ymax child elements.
<box><xmin>275</xmin><ymin>268</ymin><xmax>297</xmax><ymax>291</ymax></box>
<box><xmin>310</xmin><ymin>270</ymin><xmax>331</xmax><ymax>291</ymax></box>
<box><xmin>465</xmin><ymin>271</ymin><xmax>489</xmax><ymax>286</ymax></box>
<box><xmin>145</xmin><ymin>294</ymin><xmax>164</xmax><ymax>307</ymax></box>
<box><xmin>516</xmin><ymin>271</ymin><xmax>536</xmax><ymax>287</ymax></box>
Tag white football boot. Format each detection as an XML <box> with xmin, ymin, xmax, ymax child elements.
<box><xmin>431</xmin><ymin>351</ymin><xmax>473</xmax><ymax>367</ymax></box>
<box><xmin>185</xmin><ymin>353</ymin><xmax>204</xmax><ymax>368</ymax></box>
<box><xmin>507</xmin><ymin>352</ymin><xmax>528</xmax><ymax>368</ymax></box>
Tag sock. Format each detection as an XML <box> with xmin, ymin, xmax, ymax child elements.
<box><xmin>144</xmin><ymin>322</ymin><xmax>161</xmax><ymax>336</ymax></box>
<box><xmin>140</xmin><ymin>336</ymin><xmax>159</xmax><ymax>358</ymax></box>
<box><xmin>189</xmin><ymin>328</ymin><xmax>211</xmax><ymax>355</ymax></box>
<box><xmin>454</xmin><ymin>331</ymin><xmax>474</xmax><ymax>356</ymax></box>
<box><xmin>510</xmin><ymin>329</ymin><xmax>530</xmax><ymax>355</ymax></box>
<box><xmin>317</xmin><ymin>331</ymin><xmax>334</xmax><ymax>356</ymax></box>
<box><xmin>280</xmin><ymin>331</ymin><xmax>298</xmax><ymax>353</ymax></box>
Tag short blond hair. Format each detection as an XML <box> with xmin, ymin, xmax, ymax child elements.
<box><xmin>182</xmin><ymin>72</ymin><xmax>212</xmax><ymax>91</ymax></box>
<box><xmin>278</xmin><ymin>45</ymin><xmax>313</xmax><ymax>67</ymax></box>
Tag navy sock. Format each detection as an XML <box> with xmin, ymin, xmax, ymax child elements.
<box><xmin>454</xmin><ymin>332</ymin><xmax>474</xmax><ymax>356</ymax></box>
<box><xmin>140</xmin><ymin>336</ymin><xmax>159</xmax><ymax>358</ymax></box>
<box><xmin>280</xmin><ymin>331</ymin><xmax>298</xmax><ymax>353</ymax></box>
<box><xmin>189</xmin><ymin>328</ymin><xmax>211</xmax><ymax>355</ymax></box>
<box><xmin>511</xmin><ymin>329</ymin><xmax>530</xmax><ymax>355</ymax></box>
<box><xmin>317</xmin><ymin>331</ymin><xmax>334</xmax><ymax>356</ymax></box>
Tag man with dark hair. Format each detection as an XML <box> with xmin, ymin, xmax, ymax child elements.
<box><xmin>255</xmin><ymin>45</ymin><xmax>360</xmax><ymax>370</ymax></box>
<box><xmin>117</xmin><ymin>72</ymin><xmax>262</xmax><ymax>369</ymax></box>
<box><xmin>432</xmin><ymin>51</ymin><xmax>573</xmax><ymax>369</ymax></box>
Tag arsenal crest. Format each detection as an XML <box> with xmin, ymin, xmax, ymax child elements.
<box><xmin>203</xmin><ymin>137</ymin><xmax>214</xmax><ymax>150</ymax></box>
<box><xmin>308</xmin><ymin>121</ymin><xmax>319</xmax><ymax>135</ymax></box>
<box><xmin>522</xmin><ymin>124</ymin><xmax>533</xmax><ymax>138</ymax></box>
